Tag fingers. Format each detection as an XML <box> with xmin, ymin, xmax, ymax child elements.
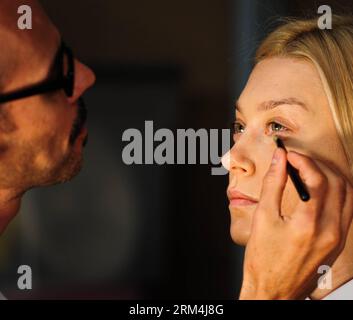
<box><xmin>257</xmin><ymin>147</ymin><xmax>288</xmax><ymax>218</ymax></box>
<box><xmin>286</xmin><ymin>151</ymin><xmax>328</xmax><ymax>216</ymax></box>
<box><xmin>258</xmin><ymin>147</ymin><xmax>353</xmax><ymax>246</ymax></box>
<box><xmin>314</xmin><ymin>161</ymin><xmax>347</xmax><ymax>227</ymax></box>
<box><xmin>288</xmin><ymin>151</ymin><xmax>353</xmax><ymax>247</ymax></box>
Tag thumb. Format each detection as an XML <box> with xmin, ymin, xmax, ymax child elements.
<box><xmin>258</xmin><ymin>147</ymin><xmax>288</xmax><ymax>215</ymax></box>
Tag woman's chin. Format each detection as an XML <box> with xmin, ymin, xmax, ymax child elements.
<box><xmin>230</xmin><ymin>226</ymin><xmax>251</xmax><ymax>246</ymax></box>
<box><xmin>229</xmin><ymin>211</ymin><xmax>253</xmax><ymax>246</ymax></box>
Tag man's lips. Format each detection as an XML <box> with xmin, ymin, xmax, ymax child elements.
<box><xmin>75</xmin><ymin>125</ymin><xmax>88</xmax><ymax>148</ymax></box>
<box><xmin>227</xmin><ymin>189</ymin><xmax>258</xmax><ymax>207</ymax></box>
<box><xmin>69</xmin><ymin>97</ymin><xmax>87</xmax><ymax>146</ymax></box>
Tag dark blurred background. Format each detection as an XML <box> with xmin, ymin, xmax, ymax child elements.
<box><xmin>0</xmin><ymin>0</ymin><xmax>352</xmax><ymax>299</ymax></box>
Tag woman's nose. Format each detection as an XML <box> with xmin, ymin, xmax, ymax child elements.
<box><xmin>221</xmin><ymin>150</ymin><xmax>232</xmax><ymax>171</ymax></box>
<box><xmin>68</xmin><ymin>60</ymin><xmax>96</xmax><ymax>103</ymax></box>
<box><xmin>221</xmin><ymin>145</ymin><xmax>255</xmax><ymax>176</ymax></box>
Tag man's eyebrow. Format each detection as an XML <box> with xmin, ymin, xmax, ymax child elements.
<box><xmin>235</xmin><ymin>97</ymin><xmax>309</xmax><ymax>113</ymax></box>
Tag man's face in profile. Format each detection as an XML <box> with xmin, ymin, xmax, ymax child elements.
<box><xmin>0</xmin><ymin>0</ymin><xmax>96</xmax><ymax>190</ymax></box>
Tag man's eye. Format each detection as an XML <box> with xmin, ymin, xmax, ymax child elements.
<box><xmin>268</xmin><ymin>122</ymin><xmax>288</xmax><ymax>133</ymax></box>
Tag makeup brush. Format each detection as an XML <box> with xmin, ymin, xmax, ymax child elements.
<box><xmin>273</xmin><ymin>136</ymin><xmax>310</xmax><ymax>202</ymax></box>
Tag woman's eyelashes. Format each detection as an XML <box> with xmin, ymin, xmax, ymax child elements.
<box><xmin>231</xmin><ymin>120</ymin><xmax>290</xmax><ymax>139</ymax></box>
<box><xmin>268</xmin><ymin>122</ymin><xmax>289</xmax><ymax>134</ymax></box>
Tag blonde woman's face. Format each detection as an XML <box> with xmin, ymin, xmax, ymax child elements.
<box><xmin>224</xmin><ymin>57</ymin><xmax>351</xmax><ymax>246</ymax></box>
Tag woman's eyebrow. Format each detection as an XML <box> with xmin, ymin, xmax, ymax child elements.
<box><xmin>235</xmin><ymin>97</ymin><xmax>309</xmax><ymax>113</ymax></box>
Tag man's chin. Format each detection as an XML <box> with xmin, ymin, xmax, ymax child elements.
<box><xmin>39</xmin><ymin>150</ymin><xmax>84</xmax><ymax>187</ymax></box>
<box><xmin>56</xmin><ymin>156</ymin><xmax>83</xmax><ymax>184</ymax></box>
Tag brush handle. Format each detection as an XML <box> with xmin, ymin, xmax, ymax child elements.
<box><xmin>287</xmin><ymin>162</ymin><xmax>310</xmax><ymax>202</ymax></box>
<box><xmin>274</xmin><ymin>137</ymin><xmax>310</xmax><ymax>202</ymax></box>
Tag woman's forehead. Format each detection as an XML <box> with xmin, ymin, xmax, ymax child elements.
<box><xmin>237</xmin><ymin>57</ymin><xmax>327</xmax><ymax>115</ymax></box>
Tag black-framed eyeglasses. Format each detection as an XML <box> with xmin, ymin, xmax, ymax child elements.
<box><xmin>0</xmin><ymin>40</ymin><xmax>75</xmax><ymax>104</ymax></box>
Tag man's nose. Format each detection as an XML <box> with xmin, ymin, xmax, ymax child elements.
<box><xmin>68</xmin><ymin>60</ymin><xmax>96</xmax><ymax>103</ymax></box>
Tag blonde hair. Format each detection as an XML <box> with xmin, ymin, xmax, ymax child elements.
<box><xmin>255</xmin><ymin>15</ymin><xmax>353</xmax><ymax>176</ymax></box>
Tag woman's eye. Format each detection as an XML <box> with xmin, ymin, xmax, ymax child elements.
<box><xmin>232</xmin><ymin>122</ymin><xmax>245</xmax><ymax>134</ymax></box>
<box><xmin>268</xmin><ymin>122</ymin><xmax>288</xmax><ymax>134</ymax></box>
<box><xmin>231</xmin><ymin>121</ymin><xmax>289</xmax><ymax>137</ymax></box>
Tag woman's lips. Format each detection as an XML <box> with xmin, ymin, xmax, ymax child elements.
<box><xmin>227</xmin><ymin>190</ymin><xmax>258</xmax><ymax>207</ymax></box>
<box><xmin>229</xmin><ymin>198</ymin><xmax>258</xmax><ymax>207</ymax></box>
